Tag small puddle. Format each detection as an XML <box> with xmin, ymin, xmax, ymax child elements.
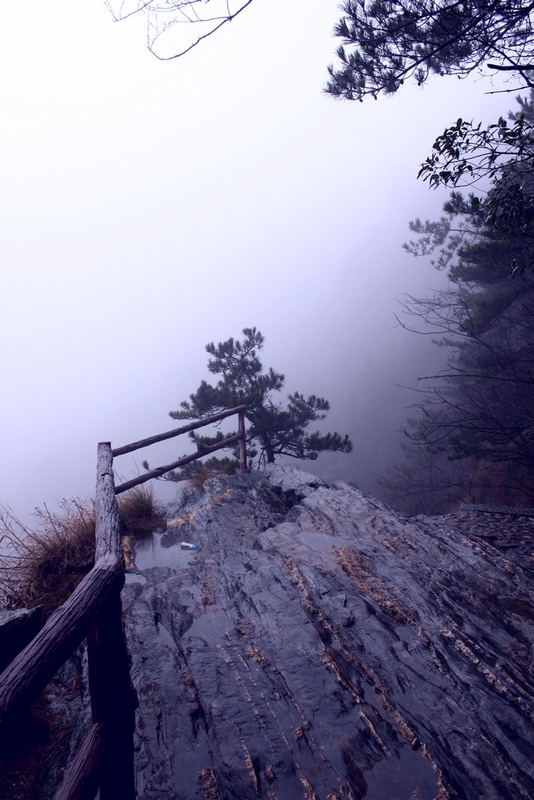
<box><xmin>131</xmin><ymin>531</ymin><xmax>201</xmax><ymax>571</ymax></box>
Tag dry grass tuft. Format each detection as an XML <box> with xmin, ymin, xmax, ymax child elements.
<box><xmin>117</xmin><ymin>484</ymin><xmax>166</xmax><ymax>533</ymax></box>
<box><xmin>0</xmin><ymin>499</ymin><xmax>96</xmax><ymax>616</ymax></box>
<box><xmin>0</xmin><ymin>485</ymin><xmax>166</xmax><ymax>615</ymax></box>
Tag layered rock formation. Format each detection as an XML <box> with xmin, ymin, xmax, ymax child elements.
<box><xmin>122</xmin><ymin>466</ymin><xmax>533</xmax><ymax>800</ymax></box>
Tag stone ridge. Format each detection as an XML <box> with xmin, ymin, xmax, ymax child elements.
<box><xmin>122</xmin><ymin>466</ymin><xmax>533</xmax><ymax>800</ymax></box>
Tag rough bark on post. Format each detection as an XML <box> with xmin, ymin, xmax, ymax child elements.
<box><xmin>0</xmin><ymin>442</ymin><xmax>136</xmax><ymax>797</ymax></box>
<box><xmin>54</xmin><ymin>723</ymin><xmax>106</xmax><ymax>800</ymax></box>
<box><xmin>87</xmin><ymin>597</ymin><xmax>137</xmax><ymax>800</ymax></box>
<box><xmin>90</xmin><ymin>442</ymin><xmax>136</xmax><ymax>800</ymax></box>
<box><xmin>95</xmin><ymin>442</ymin><xmax>123</xmax><ymax>563</ymax></box>
<box><xmin>0</xmin><ymin>561</ymin><xmax>123</xmax><ymax>727</ymax></box>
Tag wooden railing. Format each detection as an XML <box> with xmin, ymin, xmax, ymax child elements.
<box><xmin>0</xmin><ymin>443</ymin><xmax>136</xmax><ymax>800</ymax></box>
<box><xmin>0</xmin><ymin>406</ymin><xmax>247</xmax><ymax>799</ymax></box>
<box><xmin>113</xmin><ymin>404</ymin><xmax>248</xmax><ymax>493</ymax></box>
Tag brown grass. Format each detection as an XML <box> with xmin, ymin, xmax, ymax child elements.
<box><xmin>117</xmin><ymin>483</ymin><xmax>166</xmax><ymax>532</ymax></box>
<box><xmin>0</xmin><ymin>485</ymin><xmax>166</xmax><ymax>615</ymax></box>
<box><xmin>0</xmin><ymin>485</ymin><xmax>166</xmax><ymax>797</ymax></box>
<box><xmin>0</xmin><ymin>499</ymin><xmax>96</xmax><ymax>616</ymax></box>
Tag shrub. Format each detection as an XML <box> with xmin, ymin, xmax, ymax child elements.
<box><xmin>165</xmin><ymin>456</ymin><xmax>238</xmax><ymax>489</ymax></box>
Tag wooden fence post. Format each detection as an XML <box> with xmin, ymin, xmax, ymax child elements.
<box><xmin>3</xmin><ymin>412</ymin><xmax>247</xmax><ymax>797</ymax></box>
<box><xmin>54</xmin><ymin>724</ymin><xmax>105</xmax><ymax>800</ymax></box>
<box><xmin>88</xmin><ymin>443</ymin><xmax>137</xmax><ymax>800</ymax></box>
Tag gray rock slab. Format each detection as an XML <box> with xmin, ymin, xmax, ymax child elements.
<box><xmin>0</xmin><ymin>607</ymin><xmax>43</xmax><ymax>674</ymax></box>
<box><xmin>124</xmin><ymin>469</ymin><xmax>533</xmax><ymax>800</ymax></box>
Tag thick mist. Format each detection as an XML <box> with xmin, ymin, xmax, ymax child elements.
<box><xmin>1</xmin><ymin>0</ymin><xmax>511</xmax><ymax>523</ymax></box>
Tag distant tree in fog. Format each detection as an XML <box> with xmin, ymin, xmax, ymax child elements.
<box><xmin>327</xmin><ymin>2</ymin><xmax>534</xmax><ymax>230</ymax></box>
<box><xmin>108</xmin><ymin>0</ymin><xmax>534</xmax><ymax>93</ymax></box>
<box><xmin>385</xmin><ymin>94</ymin><xmax>534</xmax><ymax>510</ymax></box>
<box><xmin>169</xmin><ymin>327</ymin><xmax>353</xmax><ymax>466</ymax></box>
<box><xmin>378</xmin><ymin>437</ymin><xmax>478</xmax><ymax>515</ymax></box>
<box><xmin>324</xmin><ymin>3</ymin><xmax>534</xmax><ymax>511</ymax></box>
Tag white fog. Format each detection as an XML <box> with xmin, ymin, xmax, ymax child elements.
<box><xmin>1</xmin><ymin>0</ymin><xmax>511</xmax><ymax>522</ymax></box>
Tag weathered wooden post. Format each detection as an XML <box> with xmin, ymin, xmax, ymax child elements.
<box><xmin>238</xmin><ymin>410</ymin><xmax>247</xmax><ymax>471</ymax></box>
<box><xmin>87</xmin><ymin>442</ymin><xmax>137</xmax><ymax>799</ymax></box>
<box><xmin>0</xmin><ymin>445</ymin><xmax>126</xmax><ymax>729</ymax></box>
<box><xmin>57</xmin><ymin>444</ymin><xmax>137</xmax><ymax>799</ymax></box>
<box><xmin>1</xmin><ymin>408</ymin><xmax>248</xmax><ymax>798</ymax></box>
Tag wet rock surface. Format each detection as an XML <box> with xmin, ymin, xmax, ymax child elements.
<box><xmin>0</xmin><ymin>607</ymin><xmax>43</xmax><ymax>673</ymax></box>
<box><xmin>123</xmin><ymin>465</ymin><xmax>533</xmax><ymax>800</ymax></box>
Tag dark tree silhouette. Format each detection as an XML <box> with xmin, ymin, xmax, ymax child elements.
<box><xmin>326</xmin><ymin>0</ymin><xmax>534</xmax><ymax>102</ymax></box>
<box><xmin>386</xmin><ymin>95</ymin><xmax>534</xmax><ymax>510</ymax></box>
<box><xmin>170</xmin><ymin>327</ymin><xmax>353</xmax><ymax>465</ymax></box>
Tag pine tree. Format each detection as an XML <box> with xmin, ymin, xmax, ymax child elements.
<box><xmin>326</xmin><ymin>1</ymin><xmax>534</xmax><ymax>102</ymax></box>
<box><xmin>170</xmin><ymin>327</ymin><xmax>353</xmax><ymax>465</ymax></box>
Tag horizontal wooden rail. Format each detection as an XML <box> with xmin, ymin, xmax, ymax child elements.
<box><xmin>115</xmin><ymin>431</ymin><xmax>244</xmax><ymax>494</ymax></box>
<box><xmin>0</xmin><ymin>556</ymin><xmax>123</xmax><ymax>725</ymax></box>
<box><xmin>113</xmin><ymin>405</ymin><xmax>248</xmax><ymax>493</ymax></box>
<box><xmin>1</xmin><ymin>407</ymin><xmax>247</xmax><ymax>797</ymax></box>
<box><xmin>0</xmin><ymin>443</ymin><xmax>135</xmax><ymax>800</ymax></box>
<box><xmin>112</xmin><ymin>405</ymin><xmax>247</xmax><ymax>457</ymax></box>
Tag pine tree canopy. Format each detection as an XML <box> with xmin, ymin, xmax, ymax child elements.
<box><xmin>326</xmin><ymin>1</ymin><xmax>534</xmax><ymax>102</ymax></box>
<box><xmin>170</xmin><ymin>328</ymin><xmax>353</xmax><ymax>465</ymax></box>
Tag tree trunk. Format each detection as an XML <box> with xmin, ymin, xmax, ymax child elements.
<box><xmin>262</xmin><ymin>434</ymin><xmax>275</xmax><ymax>463</ymax></box>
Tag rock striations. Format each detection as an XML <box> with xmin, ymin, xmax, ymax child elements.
<box><xmin>122</xmin><ymin>465</ymin><xmax>533</xmax><ymax>800</ymax></box>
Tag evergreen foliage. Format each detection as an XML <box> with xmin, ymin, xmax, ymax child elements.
<box><xmin>326</xmin><ymin>0</ymin><xmax>534</xmax><ymax>101</ymax></box>
<box><xmin>170</xmin><ymin>327</ymin><xmax>353</xmax><ymax>466</ymax></box>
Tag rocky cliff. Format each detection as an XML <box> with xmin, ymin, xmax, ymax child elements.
<box><xmin>121</xmin><ymin>465</ymin><xmax>533</xmax><ymax>800</ymax></box>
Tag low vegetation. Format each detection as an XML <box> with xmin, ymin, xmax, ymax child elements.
<box><xmin>117</xmin><ymin>484</ymin><xmax>166</xmax><ymax>533</ymax></box>
<box><xmin>0</xmin><ymin>486</ymin><xmax>165</xmax><ymax>616</ymax></box>
<box><xmin>161</xmin><ymin>456</ymin><xmax>239</xmax><ymax>490</ymax></box>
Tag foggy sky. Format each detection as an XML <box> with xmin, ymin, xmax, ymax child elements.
<box><xmin>1</xmin><ymin>0</ymin><xmax>513</xmax><ymax>522</ymax></box>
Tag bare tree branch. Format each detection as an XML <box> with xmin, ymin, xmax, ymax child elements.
<box><xmin>105</xmin><ymin>0</ymin><xmax>255</xmax><ymax>60</ymax></box>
